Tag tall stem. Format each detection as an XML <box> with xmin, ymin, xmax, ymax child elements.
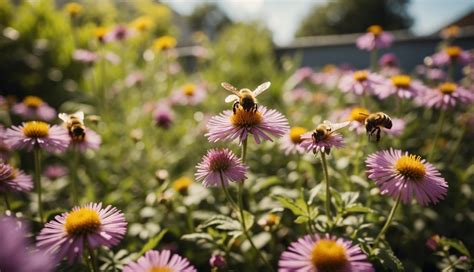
<box><xmin>3</xmin><ymin>194</ymin><xmax>11</xmax><ymax>211</ymax></box>
<box><xmin>87</xmin><ymin>245</ymin><xmax>99</xmax><ymax>272</ymax></box>
<box><xmin>219</xmin><ymin>171</ymin><xmax>238</xmax><ymax>210</ymax></box>
<box><xmin>33</xmin><ymin>147</ymin><xmax>44</xmax><ymax>224</ymax></box>
<box><xmin>70</xmin><ymin>151</ymin><xmax>80</xmax><ymax>204</ymax></box>
<box><xmin>428</xmin><ymin>110</ymin><xmax>447</xmax><ymax>161</ymax></box>
<box><xmin>370</xmin><ymin>49</ymin><xmax>378</xmax><ymax>72</ymax></box>
<box><xmin>375</xmin><ymin>194</ymin><xmax>401</xmax><ymax>244</ymax></box>
<box><xmin>320</xmin><ymin>151</ymin><xmax>332</xmax><ymax>222</ymax></box>
<box><xmin>447</xmin><ymin>124</ymin><xmax>466</xmax><ymax>162</ymax></box>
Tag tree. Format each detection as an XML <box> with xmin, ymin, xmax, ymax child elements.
<box><xmin>187</xmin><ymin>3</ymin><xmax>231</xmax><ymax>40</ymax></box>
<box><xmin>296</xmin><ymin>0</ymin><xmax>413</xmax><ymax>37</ymax></box>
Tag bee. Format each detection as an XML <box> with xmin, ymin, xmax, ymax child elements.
<box><xmin>58</xmin><ymin>111</ymin><xmax>86</xmax><ymax>141</ymax></box>
<box><xmin>312</xmin><ymin>120</ymin><xmax>351</xmax><ymax>154</ymax></box>
<box><xmin>221</xmin><ymin>81</ymin><xmax>271</xmax><ymax>114</ymax></box>
<box><xmin>360</xmin><ymin>112</ymin><xmax>392</xmax><ymax>142</ymax></box>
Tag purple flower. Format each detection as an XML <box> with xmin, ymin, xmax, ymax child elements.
<box><xmin>280</xmin><ymin>127</ymin><xmax>307</xmax><ymax>155</ymax></box>
<box><xmin>0</xmin><ymin>162</ymin><xmax>33</xmax><ymax>193</ymax></box>
<box><xmin>311</xmin><ymin>65</ymin><xmax>341</xmax><ymax>89</ymax></box>
<box><xmin>0</xmin><ymin>125</ymin><xmax>12</xmax><ymax>161</ymax></box>
<box><xmin>170</xmin><ymin>83</ymin><xmax>207</xmax><ymax>106</ymax></box>
<box><xmin>206</xmin><ymin>106</ymin><xmax>289</xmax><ymax>144</ymax></box>
<box><xmin>125</xmin><ymin>71</ymin><xmax>144</xmax><ymax>87</ymax></box>
<box><xmin>37</xmin><ymin>202</ymin><xmax>127</xmax><ymax>263</ymax></box>
<box><xmin>416</xmin><ymin>82</ymin><xmax>473</xmax><ymax>110</ymax></box>
<box><xmin>0</xmin><ymin>216</ymin><xmax>53</xmax><ymax>272</ymax></box>
<box><xmin>73</xmin><ymin>49</ymin><xmax>98</xmax><ymax>64</ymax></box>
<box><xmin>366</xmin><ymin>149</ymin><xmax>448</xmax><ymax>205</ymax></box>
<box><xmin>426</xmin><ymin>235</ymin><xmax>440</xmax><ymax>251</ymax></box>
<box><xmin>383</xmin><ymin>118</ymin><xmax>405</xmax><ymax>137</ymax></box>
<box><xmin>105</xmin><ymin>52</ymin><xmax>121</xmax><ymax>65</ymax></box>
<box><xmin>123</xmin><ymin>250</ymin><xmax>197</xmax><ymax>272</ymax></box>
<box><xmin>373</xmin><ymin>75</ymin><xmax>426</xmax><ymax>99</ymax></box>
<box><xmin>356</xmin><ymin>25</ymin><xmax>394</xmax><ymax>51</ymax></box>
<box><xmin>279</xmin><ymin>234</ymin><xmax>374</xmax><ymax>272</ymax></box>
<box><xmin>338</xmin><ymin>70</ymin><xmax>385</xmax><ymax>96</ymax></box>
<box><xmin>195</xmin><ymin>148</ymin><xmax>247</xmax><ymax>187</ymax></box>
<box><xmin>284</xmin><ymin>88</ymin><xmax>312</xmax><ymax>104</ymax></box>
<box><xmin>5</xmin><ymin>121</ymin><xmax>70</xmax><ymax>152</ymax></box>
<box><xmin>12</xmin><ymin>96</ymin><xmax>56</xmax><ymax>121</ymax></box>
<box><xmin>209</xmin><ymin>253</ymin><xmax>226</xmax><ymax>268</ymax></box>
<box><xmin>153</xmin><ymin>104</ymin><xmax>174</xmax><ymax>129</ymax></box>
<box><xmin>432</xmin><ymin>46</ymin><xmax>471</xmax><ymax>66</ymax></box>
<box><xmin>300</xmin><ymin>121</ymin><xmax>347</xmax><ymax>155</ymax></box>
<box><xmin>283</xmin><ymin>67</ymin><xmax>314</xmax><ymax>91</ymax></box>
<box><xmin>70</xmin><ymin>128</ymin><xmax>101</xmax><ymax>152</ymax></box>
<box><xmin>104</xmin><ymin>25</ymin><xmax>134</xmax><ymax>42</ymax></box>
<box><xmin>43</xmin><ymin>164</ymin><xmax>68</xmax><ymax>180</ymax></box>
<box><xmin>379</xmin><ymin>53</ymin><xmax>399</xmax><ymax>67</ymax></box>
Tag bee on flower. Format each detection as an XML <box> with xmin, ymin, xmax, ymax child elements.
<box><xmin>300</xmin><ymin>120</ymin><xmax>350</xmax><ymax>155</ymax></box>
<box><xmin>59</xmin><ymin>112</ymin><xmax>101</xmax><ymax>152</ymax></box>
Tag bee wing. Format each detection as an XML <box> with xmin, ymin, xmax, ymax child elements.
<box><xmin>323</xmin><ymin>120</ymin><xmax>351</xmax><ymax>132</ymax></box>
<box><xmin>221</xmin><ymin>82</ymin><xmax>240</xmax><ymax>96</ymax></box>
<box><xmin>74</xmin><ymin>111</ymin><xmax>85</xmax><ymax>121</ymax></box>
<box><xmin>58</xmin><ymin>113</ymin><xmax>69</xmax><ymax>123</ymax></box>
<box><xmin>225</xmin><ymin>94</ymin><xmax>239</xmax><ymax>103</ymax></box>
<box><xmin>252</xmin><ymin>81</ymin><xmax>271</xmax><ymax>97</ymax></box>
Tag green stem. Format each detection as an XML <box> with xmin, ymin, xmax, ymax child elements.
<box><xmin>219</xmin><ymin>171</ymin><xmax>238</xmax><ymax>210</ymax></box>
<box><xmin>448</xmin><ymin>63</ymin><xmax>455</xmax><ymax>82</ymax></box>
<box><xmin>70</xmin><ymin>151</ymin><xmax>80</xmax><ymax>204</ymax></box>
<box><xmin>370</xmin><ymin>49</ymin><xmax>378</xmax><ymax>72</ymax></box>
<box><xmin>320</xmin><ymin>151</ymin><xmax>332</xmax><ymax>222</ymax></box>
<box><xmin>375</xmin><ymin>194</ymin><xmax>401</xmax><ymax>244</ymax></box>
<box><xmin>353</xmin><ymin>135</ymin><xmax>364</xmax><ymax>176</ymax></box>
<box><xmin>241</xmin><ymin>138</ymin><xmax>248</xmax><ymax>163</ymax></box>
<box><xmin>428</xmin><ymin>110</ymin><xmax>447</xmax><ymax>161</ymax></box>
<box><xmin>88</xmin><ymin>245</ymin><xmax>99</xmax><ymax>272</ymax></box>
<box><xmin>33</xmin><ymin>147</ymin><xmax>44</xmax><ymax>224</ymax></box>
<box><xmin>3</xmin><ymin>193</ymin><xmax>11</xmax><ymax>211</ymax></box>
<box><xmin>447</xmin><ymin>124</ymin><xmax>466</xmax><ymax>162</ymax></box>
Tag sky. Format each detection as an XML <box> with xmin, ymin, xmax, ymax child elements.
<box><xmin>163</xmin><ymin>0</ymin><xmax>474</xmax><ymax>45</ymax></box>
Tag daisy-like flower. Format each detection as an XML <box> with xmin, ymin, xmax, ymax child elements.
<box><xmin>374</xmin><ymin>74</ymin><xmax>426</xmax><ymax>99</ymax></box>
<box><xmin>379</xmin><ymin>53</ymin><xmax>401</xmax><ymax>77</ymax></box>
<box><xmin>123</xmin><ymin>250</ymin><xmax>197</xmax><ymax>272</ymax></box>
<box><xmin>279</xmin><ymin>234</ymin><xmax>374</xmax><ymax>272</ymax></box>
<box><xmin>5</xmin><ymin>121</ymin><xmax>70</xmax><ymax>152</ymax></box>
<box><xmin>300</xmin><ymin>121</ymin><xmax>346</xmax><ymax>155</ymax></box>
<box><xmin>153</xmin><ymin>104</ymin><xmax>174</xmax><ymax>129</ymax></box>
<box><xmin>283</xmin><ymin>67</ymin><xmax>314</xmax><ymax>91</ymax></box>
<box><xmin>65</xmin><ymin>2</ymin><xmax>82</xmax><ymax>18</ymax></box>
<box><xmin>94</xmin><ymin>27</ymin><xmax>108</xmax><ymax>43</ymax></box>
<box><xmin>12</xmin><ymin>96</ymin><xmax>56</xmax><ymax>121</ymax></box>
<box><xmin>417</xmin><ymin>82</ymin><xmax>473</xmax><ymax>110</ymax></box>
<box><xmin>36</xmin><ymin>202</ymin><xmax>127</xmax><ymax>262</ymax></box>
<box><xmin>440</xmin><ymin>25</ymin><xmax>461</xmax><ymax>39</ymax></box>
<box><xmin>131</xmin><ymin>16</ymin><xmax>153</xmax><ymax>32</ymax></box>
<box><xmin>280</xmin><ymin>127</ymin><xmax>307</xmax><ymax>155</ymax></box>
<box><xmin>43</xmin><ymin>164</ymin><xmax>68</xmax><ymax>180</ymax></box>
<box><xmin>0</xmin><ymin>163</ymin><xmax>33</xmax><ymax>193</ymax></box>
<box><xmin>195</xmin><ymin>148</ymin><xmax>247</xmax><ymax>187</ymax></box>
<box><xmin>432</xmin><ymin>46</ymin><xmax>471</xmax><ymax>66</ymax></box>
<box><xmin>0</xmin><ymin>125</ymin><xmax>12</xmax><ymax>162</ymax></box>
<box><xmin>70</xmin><ymin>128</ymin><xmax>101</xmax><ymax>152</ymax></box>
<box><xmin>206</xmin><ymin>106</ymin><xmax>289</xmax><ymax>144</ymax></box>
<box><xmin>338</xmin><ymin>70</ymin><xmax>384</xmax><ymax>96</ymax></box>
<box><xmin>171</xmin><ymin>83</ymin><xmax>207</xmax><ymax>106</ymax></box>
<box><xmin>366</xmin><ymin>149</ymin><xmax>448</xmax><ymax>205</ymax></box>
<box><xmin>153</xmin><ymin>36</ymin><xmax>177</xmax><ymax>53</ymax></box>
<box><xmin>311</xmin><ymin>64</ymin><xmax>341</xmax><ymax>89</ymax></box>
<box><xmin>0</xmin><ymin>216</ymin><xmax>53</xmax><ymax>272</ymax></box>
<box><xmin>104</xmin><ymin>25</ymin><xmax>134</xmax><ymax>42</ymax></box>
<box><xmin>172</xmin><ymin>177</ymin><xmax>193</xmax><ymax>195</ymax></box>
<box><xmin>356</xmin><ymin>25</ymin><xmax>394</xmax><ymax>51</ymax></box>
<box><xmin>344</xmin><ymin>107</ymin><xmax>370</xmax><ymax>135</ymax></box>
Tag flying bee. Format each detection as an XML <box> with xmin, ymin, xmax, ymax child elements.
<box><xmin>221</xmin><ymin>81</ymin><xmax>271</xmax><ymax>114</ymax></box>
<box><xmin>359</xmin><ymin>112</ymin><xmax>392</xmax><ymax>142</ymax></box>
<box><xmin>58</xmin><ymin>111</ymin><xmax>86</xmax><ymax>141</ymax></box>
<box><xmin>312</xmin><ymin>120</ymin><xmax>351</xmax><ymax>154</ymax></box>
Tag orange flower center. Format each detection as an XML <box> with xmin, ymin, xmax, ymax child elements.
<box><xmin>367</xmin><ymin>25</ymin><xmax>383</xmax><ymax>36</ymax></box>
<box><xmin>182</xmin><ymin>84</ymin><xmax>196</xmax><ymax>96</ymax></box>
<box><xmin>22</xmin><ymin>121</ymin><xmax>49</xmax><ymax>138</ymax></box>
<box><xmin>391</xmin><ymin>75</ymin><xmax>411</xmax><ymax>88</ymax></box>
<box><xmin>94</xmin><ymin>27</ymin><xmax>108</xmax><ymax>40</ymax></box>
<box><xmin>23</xmin><ymin>96</ymin><xmax>44</xmax><ymax>108</ymax></box>
<box><xmin>439</xmin><ymin>82</ymin><xmax>457</xmax><ymax>94</ymax></box>
<box><xmin>172</xmin><ymin>177</ymin><xmax>192</xmax><ymax>194</ymax></box>
<box><xmin>153</xmin><ymin>36</ymin><xmax>177</xmax><ymax>52</ymax></box>
<box><xmin>132</xmin><ymin>16</ymin><xmax>153</xmax><ymax>32</ymax></box>
<box><xmin>445</xmin><ymin>46</ymin><xmax>461</xmax><ymax>58</ymax></box>
<box><xmin>230</xmin><ymin>108</ymin><xmax>263</xmax><ymax>128</ymax></box>
<box><xmin>353</xmin><ymin>70</ymin><xmax>368</xmax><ymax>82</ymax></box>
<box><xmin>65</xmin><ymin>208</ymin><xmax>101</xmax><ymax>235</ymax></box>
<box><xmin>149</xmin><ymin>267</ymin><xmax>173</xmax><ymax>272</ymax></box>
<box><xmin>311</xmin><ymin>239</ymin><xmax>348</xmax><ymax>271</ymax></box>
<box><xmin>395</xmin><ymin>155</ymin><xmax>426</xmax><ymax>180</ymax></box>
<box><xmin>322</xmin><ymin>64</ymin><xmax>336</xmax><ymax>73</ymax></box>
<box><xmin>289</xmin><ymin>127</ymin><xmax>307</xmax><ymax>144</ymax></box>
<box><xmin>348</xmin><ymin>107</ymin><xmax>370</xmax><ymax>123</ymax></box>
<box><xmin>66</xmin><ymin>3</ymin><xmax>82</xmax><ymax>17</ymax></box>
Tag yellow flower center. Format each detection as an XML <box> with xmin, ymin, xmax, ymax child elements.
<box><xmin>322</xmin><ymin>64</ymin><xmax>336</xmax><ymax>73</ymax></box>
<box><xmin>23</xmin><ymin>96</ymin><xmax>44</xmax><ymax>108</ymax></box>
<box><xmin>149</xmin><ymin>267</ymin><xmax>173</xmax><ymax>272</ymax></box>
<box><xmin>353</xmin><ymin>70</ymin><xmax>368</xmax><ymax>82</ymax></box>
<box><xmin>94</xmin><ymin>27</ymin><xmax>108</xmax><ymax>40</ymax></box>
<box><xmin>367</xmin><ymin>25</ymin><xmax>383</xmax><ymax>36</ymax></box>
<box><xmin>153</xmin><ymin>36</ymin><xmax>177</xmax><ymax>52</ymax></box>
<box><xmin>230</xmin><ymin>108</ymin><xmax>263</xmax><ymax>128</ymax></box>
<box><xmin>172</xmin><ymin>177</ymin><xmax>192</xmax><ymax>194</ymax></box>
<box><xmin>65</xmin><ymin>208</ymin><xmax>101</xmax><ymax>235</ymax></box>
<box><xmin>439</xmin><ymin>82</ymin><xmax>457</xmax><ymax>94</ymax></box>
<box><xmin>348</xmin><ymin>107</ymin><xmax>370</xmax><ymax>123</ymax></box>
<box><xmin>132</xmin><ymin>16</ymin><xmax>153</xmax><ymax>32</ymax></box>
<box><xmin>289</xmin><ymin>127</ymin><xmax>307</xmax><ymax>144</ymax></box>
<box><xmin>391</xmin><ymin>75</ymin><xmax>411</xmax><ymax>88</ymax></box>
<box><xmin>311</xmin><ymin>239</ymin><xmax>348</xmax><ymax>271</ymax></box>
<box><xmin>265</xmin><ymin>214</ymin><xmax>280</xmax><ymax>226</ymax></box>
<box><xmin>65</xmin><ymin>3</ymin><xmax>82</xmax><ymax>17</ymax></box>
<box><xmin>22</xmin><ymin>121</ymin><xmax>49</xmax><ymax>138</ymax></box>
<box><xmin>182</xmin><ymin>84</ymin><xmax>196</xmax><ymax>96</ymax></box>
<box><xmin>395</xmin><ymin>155</ymin><xmax>426</xmax><ymax>180</ymax></box>
<box><xmin>445</xmin><ymin>46</ymin><xmax>461</xmax><ymax>58</ymax></box>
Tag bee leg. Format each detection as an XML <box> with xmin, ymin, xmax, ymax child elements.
<box><xmin>375</xmin><ymin>127</ymin><xmax>381</xmax><ymax>142</ymax></box>
<box><xmin>233</xmin><ymin>102</ymin><xmax>240</xmax><ymax>114</ymax></box>
<box><xmin>253</xmin><ymin>103</ymin><xmax>258</xmax><ymax>113</ymax></box>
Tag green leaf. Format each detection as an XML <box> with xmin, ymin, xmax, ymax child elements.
<box><xmin>181</xmin><ymin>233</ymin><xmax>213</xmax><ymax>242</ymax></box>
<box><xmin>294</xmin><ymin>216</ymin><xmax>309</xmax><ymax>224</ymax></box>
<box><xmin>199</xmin><ymin>215</ymin><xmax>241</xmax><ymax>231</ymax></box>
<box><xmin>375</xmin><ymin>247</ymin><xmax>405</xmax><ymax>271</ymax></box>
<box><xmin>308</xmin><ymin>184</ymin><xmax>323</xmax><ymax>204</ymax></box>
<box><xmin>442</xmin><ymin>238</ymin><xmax>471</xmax><ymax>257</ymax></box>
<box><xmin>345</xmin><ymin>204</ymin><xmax>374</xmax><ymax>214</ymax></box>
<box><xmin>138</xmin><ymin>229</ymin><xmax>168</xmax><ymax>257</ymax></box>
<box><xmin>242</xmin><ymin>211</ymin><xmax>255</xmax><ymax>231</ymax></box>
<box><xmin>274</xmin><ymin>195</ymin><xmax>306</xmax><ymax>216</ymax></box>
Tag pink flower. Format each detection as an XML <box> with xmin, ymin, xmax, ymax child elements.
<box><xmin>73</xmin><ymin>49</ymin><xmax>98</xmax><ymax>64</ymax></box>
<box><xmin>153</xmin><ymin>104</ymin><xmax>174</xmax><ymax>129</ymax></box>
<box><xmin>170</xmin><ymin>83</ymin><xmax>207</xmax><ymax>106</ymax></box>
<box><xmin>70</xmin><ymin>128</ymin><xmax>101</xmax><ymax>152</ymax></box>
<box><xmin>366</xmin><ymin>149</ymin><xmax>448</xmax><ymax>205</ymax></box>
<box><xmin>338</xmin><ymin>70</ymin><xmax>385</xmax><ymax>96</ymax></box>
<box><xmin>5</xmin><ymin>121</ymin><xmax>70</xmax><ymax>152</ymax></box>
<box><xmin>356</xmin><ymin>25</ymin><xmax>394</xmax><ymax>51</ymax></box>
<box><xmin>0</xmin><ymin>163</ymin><xmax>32</xmax><ymax>193</ymax></box>
<box><xmin>12</xmin><ymin>96</ymin><xmax>56</xmax><ymax>121</ymax></box>
<box><xmin>206</xmin><ymin>106</ymin><xmax>289</xmax><ymax>144</ymax></box>
<box><xmin>37</xmin><ymin>202</ymin><xmax>127</xmax><ymax>263</ymax></box>
<box><xmin>195</xmin><ymin>148</ymin><xmax>247</xmax><ymax>187</ymax></box>
<box><xmin>432</xmin><ymin>46</ymin><xmax>471</xmax><ymax>66</ymax></box>
<box><xmin>279</xmin><ymin>234</ymin><xmax>374</xmax><ymax>272</ymax></box>
<box><xmin>416</xmin><ymin>82</ymin><xmax>473</xmax><ymax>110</ymax></box>
<box><xmin>283</xmin><ymin>67</ymin><xmax>314</xmax><ymax>91</ymax></box>
<box><xmin>43</xmin><ymin>164</ymin><xmax>68</xmax><ymax>180</ymax></box>
<box><xmin>123</xmin><ymin>250</ymin><xmax>196</xmax><ymax>272</ymax></box>
<box><xmin>280</xmin><ymin>127</ymin><xmax>307</xmax><ymax>155</ymax></box>
<box><xmin>300</xmin><ymin>121</ymin><xmax>347</xmax><ymax>155</ymax></box>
